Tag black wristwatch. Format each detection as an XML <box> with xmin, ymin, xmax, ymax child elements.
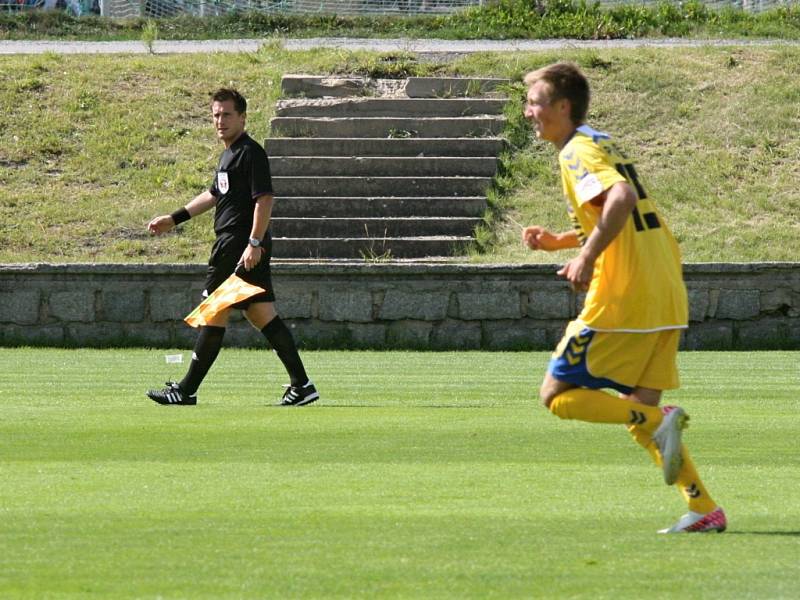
<box><xmin>248</xmin><ymin>237</ymin><xmax>261</xmax><ymax>248</ymax></box>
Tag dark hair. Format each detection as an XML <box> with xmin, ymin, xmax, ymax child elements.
<box><xmin>211</xmin><ymin>88</ymin><xmax>247</xmax><ymax>114</ymax></box>
<box><xmin>524</xmin><ymin>63</ymin><xmax>590</xmax><ymax>125</ymax></box>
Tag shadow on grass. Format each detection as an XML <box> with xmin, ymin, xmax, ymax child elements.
<box><xmin>273</xmin><ymin>404</ymin><xmax>491</xmax><ymax>409</ymax></box>
<box><xmin>725</xmin><ymin>531</ymin><xmax>800</xmax><ymax>536</ymax></box>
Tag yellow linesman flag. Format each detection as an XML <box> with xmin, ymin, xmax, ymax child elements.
<box><xmin>184</xmin><ymin>273</ymin><xmax>267</xmax><ymax>328</ymax></box>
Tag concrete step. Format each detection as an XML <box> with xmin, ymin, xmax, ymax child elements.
<box><xmin>265</xmin><ymin>137</ymin><xmax>506</xmax><ymax>157</ymax></box>
<box><xmin>281</xmin><ymin>75</ymin><xmax>369</xmax><ymax>98</ymax></box>
<box><xmin>275</xmin><ymin>98</ymin><xmax>507</xmax><ymax>118</ymax></box>
<box><xmin>272</xmin><ymin>236</ymin><xmax>473</xmax><ymax>259</ymax></box>
<box><xmin>271</xmin><ymin>196</ymin><xmax>487</xmax><ymax>218</ymax></box>
<box><xmin>270</xmin><ymin>116</ymin><xmax>505</xmax><ymax>138</ymax></box>
<box><xmin>272</xmin><ymin>176</ymin><xmax>493</xmax><ymax>197</ymax></box>
<box><xmin>281</xmin><ymin>75</ymin><xmax>509</xmax><ymax>99</ymax></box>
<box><xmin>405</xmin><ymin>77</ymin><xmax>510</xmax><ymax>98</ymax></box>
<box><xmin>271</xmin><ymin>217</ymin><xmax>481</xmax><ymax>238</ymax></box>
<box><xmin>270</xmin><ymin>156</ymin><xmax>498</xmax><ymax>177</ymax></box>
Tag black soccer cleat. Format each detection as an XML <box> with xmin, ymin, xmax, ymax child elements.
<box><xmin>147</xmin><ymin>381</ymin><xmax>197</xmax><ymax>406</ymax></box>
<box><xmin>278</xmin><ymin>380</ymin><xmax>319</xmax><ymax>407</ymax></box>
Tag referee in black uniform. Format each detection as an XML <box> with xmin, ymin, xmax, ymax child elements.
<box><xmin>146</xmin><ymin>88</ymin><xmax>318</xmax><ymax>407</ymax></box>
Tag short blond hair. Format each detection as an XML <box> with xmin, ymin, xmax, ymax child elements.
<box><xmin>524</xmin><ymin>62</ymin><xmax>590</xmax><ymax>125</ymax></box>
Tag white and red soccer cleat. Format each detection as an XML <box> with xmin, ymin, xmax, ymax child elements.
<box><xmin>652</xmin><ymin>405</ymin><xmax>689</xmax><ymax>485</ymax></box>
<box><xmin>659</xmin><ymin>507</ymin><xmax>727</xmax><ymax>534</ymax></box>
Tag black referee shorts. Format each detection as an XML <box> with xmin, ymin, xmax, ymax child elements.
<box><xmin>203</xmin><ymin>231</ymin><xmax>275</xmax><ymax>307</ymax></box>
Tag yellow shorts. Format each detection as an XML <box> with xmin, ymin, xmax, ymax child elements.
<box><xmin>548</xmin><ymin>320</ymin><xmax>682</xmax><ymax>394</ymax></box>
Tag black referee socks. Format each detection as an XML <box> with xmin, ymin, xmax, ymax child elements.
<box><xmin>180</xmin><ymin>325</ymin><xmax>226</xmax><ymax>395</ymax></box>
<box><xmin>261</xmin><ymin>317</ymin><xmax>309</xmax><ymax>387</ymax></box>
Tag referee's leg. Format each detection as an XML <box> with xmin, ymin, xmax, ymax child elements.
<box><xmin>246</xmin><ymin>303</ymin><xmax>317</xmax><ymax>406</ymax></box>
<box><xmin>145</xmin><ymin>307</ymin><xmax>230</xmax><ymax>405</ymax></box>
<box><xmin>178</xmin><ymin>307</ymin><xmax>231</xmax><ymax>395</ymax></box>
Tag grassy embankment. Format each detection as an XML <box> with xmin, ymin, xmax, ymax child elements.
<box><xmin>1</xmin><ymin>45</ymin><xmax>799</xmax><ymax>263</ymax></box>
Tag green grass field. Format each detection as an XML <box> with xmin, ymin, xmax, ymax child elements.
<box><xmin>1</xmin><ymin>348</ymin><xmax>798</xmax><ymax>598</ymax></box>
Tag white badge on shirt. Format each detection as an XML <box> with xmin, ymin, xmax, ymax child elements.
<box><xmin>575</xmin><ymin>173</ymin><xmax>603</xmax><ymax>203</ymax></box>
<box><xmin>217</xmin><ymin>172</ymin><xmax>229</xmax><ymax>194</ymax></box>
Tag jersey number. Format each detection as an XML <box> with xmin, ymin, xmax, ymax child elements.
<box><xmin>615</xmin><ymin>163</ymin><xmax>660</xmax><ymax>233</ymax></box>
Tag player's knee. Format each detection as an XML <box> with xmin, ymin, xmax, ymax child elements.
<box><xmin>539</xmin><ymin>385</ymin><xmax>557</xmax><ymax>409</ymax></box>
<box><xmin>627</xmin><ymin>386</ymin><xmax>662</xmax><ymax>407</ymax></box>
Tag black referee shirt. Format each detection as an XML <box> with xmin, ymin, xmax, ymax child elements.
<box><xmin>209</xmin><ymin>132</ymin><xmax>273</xmax><ymax>237</ymax></box>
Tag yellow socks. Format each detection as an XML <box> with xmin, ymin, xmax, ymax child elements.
<box><xmin>677</xmin><ymin>452</ymin><xmax>717</xmax><ymax>514</ymax></box>
<box><xmin>628</xmin><ymin>425</ymin><xmax>718</xmax><ymax>514</ymax></box>
<box><xmin>549</xmin><ymin>388</ymin><xmax>664</xmax><ymax>433</ymax></box>
<box><xmin>550</xmin><ymin>388</ymin><xmax>717</xmax><ymax>514</ymax></box>
<box><xmin>627</xmin><ymin>424</ymin><xmax>662</xmax><ymax>465</ymax></box>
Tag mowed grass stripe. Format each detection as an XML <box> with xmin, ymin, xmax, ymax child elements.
<box><xmin>0</xmin><ymin>349</ymin><xmax>798</xmax><ymax>598</ymax></box>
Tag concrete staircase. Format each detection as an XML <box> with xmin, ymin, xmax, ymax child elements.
<box><xmin>267</xmin><ymin>75</ymin><xmax>509</xmax><ymax>259</ymax></box>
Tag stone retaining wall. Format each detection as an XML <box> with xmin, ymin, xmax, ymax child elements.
<box><xmin>1</xmin><ymin>262</ymin><xmax>798</xmax><ymax>350</ymax></box>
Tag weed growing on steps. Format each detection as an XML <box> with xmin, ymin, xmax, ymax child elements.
<box><xmin>140</xmin><ymin>19</ymin><xmax>158</xmax><ymax>55</ymax></box>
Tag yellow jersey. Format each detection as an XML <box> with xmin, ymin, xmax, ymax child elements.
<box><xmin>558</xmin><ymin>125</ymin><xmax>688</xmax><ymax>332</ymax></box>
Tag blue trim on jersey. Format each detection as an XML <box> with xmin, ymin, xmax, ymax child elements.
<box><xmin>548</xmin><ymin>327</ymin><xmax>634</xmax><ymax>395</ymax></box>
<box><xmin>576</xmin><ymin>124</ymin><xmax>611</xmax><ymax>143</ymax></box>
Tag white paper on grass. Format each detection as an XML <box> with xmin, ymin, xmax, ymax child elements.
<box><xmin>165</xmin><ymin>354</ymin><xmax>184</xmax><ymax>364</ymax></box>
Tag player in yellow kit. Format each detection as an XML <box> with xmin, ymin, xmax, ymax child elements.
<box><xmin>522</xmin><ymin>62</ymin><xmax>726</xmax><ymax>533</ymax></box>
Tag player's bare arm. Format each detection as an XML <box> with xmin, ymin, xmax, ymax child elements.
<box><xmin>241</xmin><ymin>193</ymin><xmax>273</xmax><ymax>271</ymax></box>
<box><xmin>557</xmin><ymin>181</ymin><xmax>637</xmax><ymax>290</ymax></box>
<box><xmin>147</xmin><ymin>190</ymin><xmax>218</xmax><ymax>235</ymax></box>
<box><xmin>522</xmin><ymin>226</ymin><xmax>581</xmax><ymax>251</ymax></box>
